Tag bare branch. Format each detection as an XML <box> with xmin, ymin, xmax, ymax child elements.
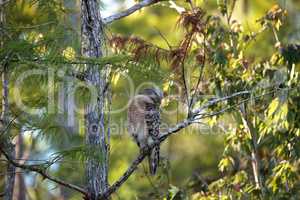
<box><xmin>99</xmin><ymin>90</ymin><xmax>251</xmax><ymax>199</ymax></box>
<box><xmin>192</xmin><ymin>90</ymin><xmax>250</xmax><ymax>116</ymax></box>
<box><xmin>101</xmin><ymin>112</ymin><xmax>221</xmax><ymax>199</ymax></box>
<box><xmin>103</xmin><ymin>0</ymin><xmax>166</xmax><ymax>24</ymax></box>
<box><xmin>0</xmin><ymin>145</ymin><xmax>87</xmax><ymax>195</ymax></box>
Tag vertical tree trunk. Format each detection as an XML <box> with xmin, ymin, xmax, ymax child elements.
<box><xmin>0</xmin><ymin>2</ymin><xmax>15</xmax><ymax>200</ymax></box>
<box><xmin>58</xmin><ymin>76</ymin><xmax>78</xmax><ymax>134</ymax></box>
<box><xmin>13</xmin><ymin>134</ymin><xmax>26</xmax><ymax>200</ymax></box>
<box><xmin>58</xmin><ymin>0</ymin><xmax>80</xmax><ymax>135</ymax></box>
<box><xmin>2</xmin><ymin>66</ymin><xmax>15</xmax><ymax>200</ymax></box>
<box><xmin>81</xmin><ymin>0</ymin><xmax>108</xmax><ymax>199</ymax></box>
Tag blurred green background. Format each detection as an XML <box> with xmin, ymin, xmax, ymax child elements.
<box><xmin>0</xmin><ymin>0</ymin><xmax>300</xmax><ymax>199</ymax></box>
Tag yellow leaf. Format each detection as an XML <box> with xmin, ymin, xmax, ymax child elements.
<box><xmin>268</xmin><ymin>98</ymin><xmax>279</xmax><ymax>116</ymax></box>
<box><xmin>112</xmin><ymin>72</ymin><xmax>121</xmax><ymax>86</ymax></box>
<box><xmin>275</xmin><ymin>20</ymin><xmax>282</xmax><ymax>30</ymax></box>
<box><xmin>62</xmin><ymin>47</ymin><xmax>76</xmax><ymax>60</ymax></box>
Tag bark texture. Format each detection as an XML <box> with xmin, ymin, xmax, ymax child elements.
<box><xmin>81</xmin><ymin>0</ymin><xmax>109</xmax><ymax>199</ymax></box>
<box><xmin>1</xmin><ymin>2</ymin><xmax>15</xmax><ymax>200</ymax></box>
<box><xmin>13</xmin><ymin>135</ymin><xmax>26</xmax><ymax>200</ymax></box>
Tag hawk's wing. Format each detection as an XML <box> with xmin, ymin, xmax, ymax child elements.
<box><xmin>145</xmin><ymin>102</ymin><xmax>160</xmax><ymax>175</ymax></box>
<box><xmin>145</xmin><ymin>103</ymin><xmax>160</xmax><ymax>139</ymax></box>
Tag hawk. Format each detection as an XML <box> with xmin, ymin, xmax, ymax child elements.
<box><xmin>128</xmin><ymin>87</ymin><xmax>163</xmax><ymax>175</ymax></box>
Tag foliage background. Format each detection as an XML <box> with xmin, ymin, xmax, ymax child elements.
<box><xmin>0</xmin><ymin>0</ymin><xmax>300</xmax><ymax>199</ymax></box>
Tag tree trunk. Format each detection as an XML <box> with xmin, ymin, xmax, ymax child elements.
<box><xmin>13</xmin><ymin>135</ymin><xmax>26</xmax><ymax>200</ymax></box>
<box><xmin>0</xmin><ymin>2</ymin><xmax>16</xmax><ymax>200</ymax></box>
<box><xmin>58</xmin><ymin>0</ymin><xmax>80</xmax><ymax>135</ymax></box>
<box><xmin>81</xmin><ymin>0</ymin><xmax>109</xmax><ymax>199</ymax></box>
<box><xmin>58</xmin><ymin>76</ymin><xmax>78</xmax><ymax>134</ymax></box>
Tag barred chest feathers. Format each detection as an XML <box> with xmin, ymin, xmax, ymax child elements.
<box><xmin>127</xmin><ymin>95</ymin><xmax>154</xmax><ymax>149</ymax></box>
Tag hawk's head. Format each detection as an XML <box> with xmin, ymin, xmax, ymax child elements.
<box><xmin>139</xmin><ymin>87</ymin><xmax>163</xmax><ymax>105</ymax></box>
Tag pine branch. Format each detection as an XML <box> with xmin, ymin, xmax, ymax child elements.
<box><xmin>0</xmin><ymin>145</ymin><xmax>87</xmax><ymax>195</ymax></box>
<box><xmin>103</xmin><ymin>0</ymin><xmax>166</xmax><ymax>24</ymax></box>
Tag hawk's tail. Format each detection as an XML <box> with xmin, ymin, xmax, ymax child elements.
<box><xmin>148</xmin><ymin>145</ymin><xmax>160</xmax><ymax>175</ymax></box>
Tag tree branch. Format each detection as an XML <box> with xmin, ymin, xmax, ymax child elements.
<box><xmin>0</xmin><ymin>88</ymin><xmax>291</xmax><ymax>199</ymax></box>
<box><xmin>192</xmin><ymin>90</ymin><xmax>250</xmax><ymax>116</ymax></box>
<box><xmin>103</xmin><ymin>0</ymin><xmax>166</xmax><ymax>24</ymax></box>
<box><xmin>99</xmin><ymin>90</ymin><xmax>250</xmax><ymax>199</ymax></box>
<box><xmin>0</xmin><ymin>145</ymin><xmax>87</xmax><ymax>196</ymax></box>
<box><xmin>100</xmin><ymin>117</ymin><xmax>212</xmax><ymax>199</ymax></box>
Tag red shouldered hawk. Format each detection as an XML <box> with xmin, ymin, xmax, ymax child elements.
<box><xmin>128</xmin><ymin>87</ymin><xmax>163</xmax><ymax>175</ymax></box>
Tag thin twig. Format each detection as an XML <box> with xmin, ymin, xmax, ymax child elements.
<box><xmin>181</xmin><ymin>33</ymin><xmax>194</xmax><ymax>115</ymax></box>
<box><xmin>192</xmin><ymin>90</ymin><xmax>250</xmax><ymax>116</ymax></box>
<box><xmin>227</xmin><ymin>0</ymin><xmax>237</xmax><ymax>23</ymax></box>
<box><xmin>12</xmin><ymin>21</ymin><xmax>55</xmax><ymax>29</ymax></box>
<box><xmin>154</xmin><ymin>27</ymin><xmax>172</xmax><ymax>50</ymax></box>
<box><xmin>189</xmin><ymin>33</ymin><xmax>207</xmax><ymax>110</ymax></box>
<box><xmin>271</xmin><ymin>26</ymin><xmax>280</xmax><ymax>43</ymax></box>
<box><xmin>0</xmin><ymin>116</ymin><xmax>18</xmax><ymax>138</ymax></box>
